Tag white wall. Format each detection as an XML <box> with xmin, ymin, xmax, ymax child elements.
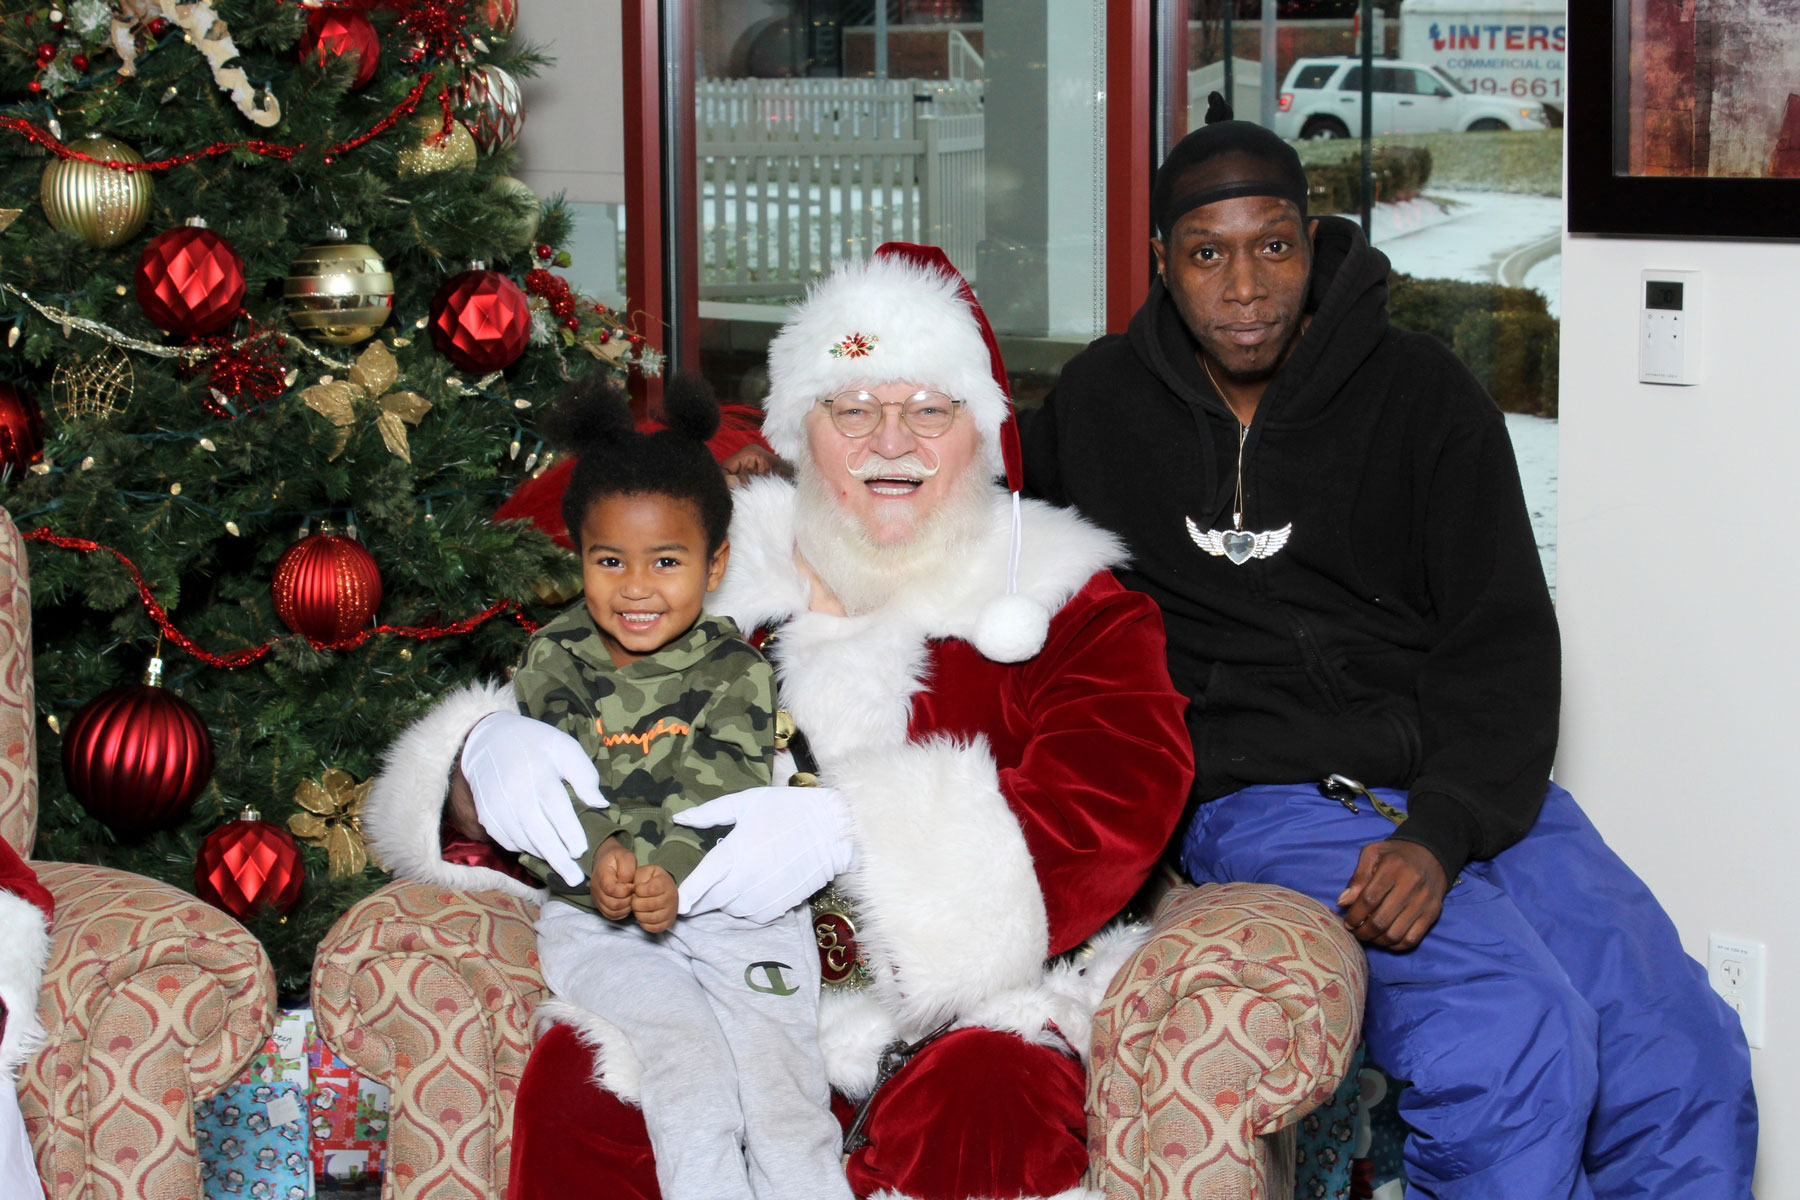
<box><xmin>1558</xmin><ymin>232</ymin><xmax>1800</xmax><ymax>1195</ymax></box>
<box><xmin>512</xmin><ymin>0</ymin><xmax>625</xmax><ymax>203</ymax></box>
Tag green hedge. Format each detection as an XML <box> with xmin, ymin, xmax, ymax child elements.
<box><xmin>1388</xmin><ymin>275</ymin><xmax>1559</xmax><ymax>417</ymax></box>
<box><xmin>1308</xmin><ymin>146</ymin><xmax>1434</xmax><ymax>213</ymax></box>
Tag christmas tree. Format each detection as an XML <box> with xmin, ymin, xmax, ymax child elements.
<box><xmin>0</xmin><ymin>0</ymin><xmax>652</xmax><ymax>994</ymax></box>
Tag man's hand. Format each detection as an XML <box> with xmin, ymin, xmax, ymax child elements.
<box><xmin>460</xmin><ymin>712</ymin><xmax>609</xmax><ymax>887</ymax></box>
<box><xmin>1337</xmin><ymin>839</ymin><xmax>1448</xmax><ymax>952</ymax></box>
<box><xmin>721</xmin><ymin>444</ymin><xmax>791</xmax><ymax>488</ymax></box>
<box><xmin>632</xmin><ymin>865</ymin><xmax>678</xmax><ymax>934</ymax></box>
<box><xmin>673</xmin><ymin>786</ymin><xmax>858</xmax><ymax>924</ymax></box>
<box><xmin>591</xmin><ymin>840</ymin><xmax>636</xmax><ymax>921</ymax></box>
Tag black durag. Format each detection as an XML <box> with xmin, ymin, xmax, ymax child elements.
<box><xmin>1151</xmin><ymin>93</ymin><xmax>1310</xmax><ymax>239</ymax></box>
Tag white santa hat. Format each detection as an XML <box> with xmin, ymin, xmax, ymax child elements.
<box><xmin>764</xmin><ymin>244</ymin><xmax>1047</xmax><ymax>662</ymax></box>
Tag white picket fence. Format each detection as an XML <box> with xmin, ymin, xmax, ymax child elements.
<box><xmin>696</xmin><ymin>78</ymin><xmax>986</xmax><ymax>300</ymax></box>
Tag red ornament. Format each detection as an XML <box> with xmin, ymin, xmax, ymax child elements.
<box><xmin>195</xmin><ymin>811</ymin><xmax>304</xmax><ymax>919</ymax></box>
<box><xmin>300</xmin><ymin>7</ymin><xmax>381</xmax><ymax>90</ymax></box>
<box><xmin>136</xmin><ymin>223</ymin><xmax>247</xmax><ymax>338</ymax></box>
<box><xmin>149</xmin><ymin>17</ymin><xmax>171</xmax><ymax>35</ymax></box>
<box><xmin>534</xmin><ymin>243</ymin><xmax>551</xmax><ymax>260</ymax></box>
<box><xmin>62</xmin><ymin>659</ymin><xmax>214</xmax><ymax>836</ymax></box>
<box><xmin>26</xmin><ymin>81</ymin><xmax>42</xmax><ymax>95</ymax></box>
<box><xmin>195</xmin><ymin>325</ymin><xmax>288</xmax><ymax>418</ymax></box>
<box><xmin>70</xmin><ymin>53</ymin><xmax>88</xmax><ymax>71</ymax></box>
<box><xmin>482</xmin><ymin>0</ymin><xmax>517</xmax><ymax>36</ymax></box>
<box><xmin>0</xmin><ymin>383</ymin><xmax>44</xmax><ymax>476</ymax></box>
<box><xmin>428</xmin><ymin>269</ymin><xmax>530</xmax><ymax>373</ymax></box>
<box><xmin>36</xmin><ymin>42</ymin><xmax>54</xmax><ymax>60</ymax></box>
<box><xmin>271</xmin><ymin>533</ymin><xmax>383</xmax><ymax>647</ymax></box>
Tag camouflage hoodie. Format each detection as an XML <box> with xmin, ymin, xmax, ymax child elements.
<box><xmin>512</xmin><ymin>606</ymin><xmax>775</xmax><ymax>908</ymax></box>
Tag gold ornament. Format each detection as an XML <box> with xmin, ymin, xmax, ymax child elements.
<box><xmin>50</xmin><ymin>348</ymin><xmax>134</xmax><ymax>420</ymax></box>
<box><xmin>301</xmin><ymin>341</ymin><xmax>432</xmax><ymax>462</ymax></box>
<box><xmin>397</xmin><ymin>115</ymin><xmax>477</xmax><ymax>178</ymax></box>
<box><xmin>0</xmin><ymin>209</ymin><xmax>21</xmax><ymax>235</ymax></box>
<box><xmin>286</xmin><ymin>231</ymin><xmax>395</xmax><ymax>346</ymax></box>
<box><xmin>288</xmin><ymin>768</ymin><xmax>372</xmax><ymax>878</ymax></box>
<box><xmin>40</xmin><ymin>135</ymin><xmax>154</xmax><ymax>248</ymax></box>
<box><xmin>488</xmin><ymin>175</ymin><xmax>541</xmax><ymax>252</ymax></box>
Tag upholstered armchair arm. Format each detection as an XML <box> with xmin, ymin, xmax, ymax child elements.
<box><xmin>18</xmin><ymin>862</ymin><xmax>275</xmax><ymax>1200</ymax></box>
<box><xmin>312</xmin><ymin>879</ymin><xmax>548</xmax><ymax>1200</ymax></box>
<box><xmin>1086</xmin><ymin>882</ymin><xmax>1368</xmax><ymax>1200</ymax></box>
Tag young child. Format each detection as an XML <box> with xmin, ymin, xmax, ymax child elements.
<box><xmin>510</xmin><ymin>375</ymin><xmax>851</xmax><ymax>1200</ymax></box>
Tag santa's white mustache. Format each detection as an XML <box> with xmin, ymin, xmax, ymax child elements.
<box><xmin>845</xmin><ymin>451</ymin><xmax>940</xmax><ymax>480</ymax></box>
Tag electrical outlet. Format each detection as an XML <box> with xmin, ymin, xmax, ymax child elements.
<box><xmin>1708</xmin><ymin>934</ymin><xmax>1765</xmax><ymax>1049</ymax></box>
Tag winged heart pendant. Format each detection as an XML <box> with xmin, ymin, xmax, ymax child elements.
<box><xmin>1186</xmin><ymin>517</ymin><xmax>1292</xmax><ymax>565</ymax></box>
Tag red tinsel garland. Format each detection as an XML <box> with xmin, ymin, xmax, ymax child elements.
<box><xmin>23</xmin><ymin>527</ymin><xmax>539</xmax><ymax>668</ymax></box>
<box><xmin>0</xmin><ymin>74</ymin><xmax>440</xmax><ymax>171</ymax></box>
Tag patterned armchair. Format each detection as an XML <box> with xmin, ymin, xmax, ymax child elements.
<box><xmin>315</xmin><ymin>871</ymin><xmax>1365</xmax><ymax>1199</ymax></box>
<box><xmin>0</xmin><ymin>508</ymin><xmax>277</xmax><ymax>1199</ymax></box>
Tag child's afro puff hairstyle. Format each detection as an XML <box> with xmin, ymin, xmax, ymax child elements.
<box><xmin>539</xmin><ymin>371</ymin><xmax>732</xmax><ymax>556</ymax></box>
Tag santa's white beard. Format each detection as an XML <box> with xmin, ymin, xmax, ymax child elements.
<box><xmin>793</xmin><ymin>459</ymin><xmax>997</xmax><ymax>616</ymax></box>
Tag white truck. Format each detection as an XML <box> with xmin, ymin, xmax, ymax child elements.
<box><xmin>1398</xmin><ymin>0</ymin><xmax>1567</xmax><ymax>115</ymax></box>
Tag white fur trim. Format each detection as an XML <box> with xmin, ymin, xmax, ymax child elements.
<box><xmin>534</xmin><ymin>997</ymin><xmax>645</xmax><ymax>1105</ymax></box>
<box><xmin>0</xmin><ymin>889</ymin><xmax>50</xmax><ymax>1075</ymax></box>
<box><xmin>817</xmin><ymin>988</ymin><xmax>900</xmax><ymax>1100</ymax></box>
<box><xmin>363</xmin><ymin>680</ymin><xmax>546</xmax><ymax>903</ymax></box>
<box><xmin>833</xmin><ymin>738</ymin><xmax>1048</xmax><ymax>1035</ymax></box>
<box><xmin>763</xmin><ymin>255</ymin><xmax>1010</xmax><ymax>476</ymax></box>
<box><xmin>869</xmin><ymin>1190</ymin><xmax>1103</xmax><ymax>1200</ymax></box>
<box><xmin>973</xmin><ymin>593</ymin><xmax>1051</xmax><ymax>663</ymax></box>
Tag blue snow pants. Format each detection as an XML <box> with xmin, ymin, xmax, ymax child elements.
<box><xmin>1180</xmin><ymin>782</ymin><xmax>1757</xmax><ymax>1200</ymax></box>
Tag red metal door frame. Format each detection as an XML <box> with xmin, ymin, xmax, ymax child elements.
<box><xmin>1105</xmin><ymin>0</ymin><xmax>1156</xmax><ymax>334</ymax></box>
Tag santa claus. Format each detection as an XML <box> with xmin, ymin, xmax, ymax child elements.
<box><xmin>365</xmin><ymin>244</ymin><xmax>1194</xmax><ymax>1199</ymax></box>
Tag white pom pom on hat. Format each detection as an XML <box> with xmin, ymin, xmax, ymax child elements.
<box><xmin>766</xmin><ymin>243</ymin><xmax>1049</xmax><ymax>662</ymax></box>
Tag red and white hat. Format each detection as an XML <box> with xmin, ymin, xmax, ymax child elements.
<box><xmin>765</xmin><ymin>243</ymin><xmax>1044</xmax><ymax>661</ymax></box>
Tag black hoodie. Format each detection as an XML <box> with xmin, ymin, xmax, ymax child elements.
<box><xmin>1022</xmin><ymin>216</ymin><xmax>1559</xmax><ymax>879</ymax></box>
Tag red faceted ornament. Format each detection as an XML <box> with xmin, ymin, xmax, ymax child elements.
<box><xmin>428</xmin><ymin>269</ymin><xmax>530</xmax><ymax>373</ymax></box>
<box><xmin>195</xmin><ymin>810</ymin><xmax>304</xmax><ymax>919</ymax></box>
<box><xmin>62</xmin><ymin>659</ymin><xmax>214</xmax><ymax>836</ymax></box>
<box><xmin>271</xmin><ymin>533</ymin><xmax>383</xmax><ymax>646</ymax></box>
<box><xmin>300</xmin><ymin>7</ymin><xmax>381</xmax><ymax>90</ymax></box>
<box><xmin>136</xmin><ymin>222</ymin><xmax>247</xmax><ymax>339</ymax></box>
<box><xmin>482</xmin><ymin>0</ymin><xmax>517</xmax><ymax>36</ymax></box>
<box><xmin>0</xmin><ymin>383</ymin><xmax>44</xmax><ymax>476</ymax></box>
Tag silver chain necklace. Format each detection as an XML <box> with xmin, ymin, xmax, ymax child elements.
<box><xmin>1185</xmin><ymin>356</ymin><xmax>1292</xmax><ymax>565</ymax></box>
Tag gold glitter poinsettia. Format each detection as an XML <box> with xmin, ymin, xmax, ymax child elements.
<box><xmin>302</xmin><ymin>341</ymin><xmax>432</xmax><ymax>463</ymax></box>
<box><xmin>289</xmin><ymin>768</ymin><xmax>373</xmax><ymax>877</ymax></box>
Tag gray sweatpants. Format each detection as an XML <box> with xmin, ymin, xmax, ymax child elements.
<box><xmin>535</xmin><ymin>900</ymin><xmax>852</xmax><ymax>1200</ymax></box>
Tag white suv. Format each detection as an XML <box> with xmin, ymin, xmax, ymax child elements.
<box><xmin>1273</xmin><ymin>57</ymin><xmax>1550</xmax><ymax>140</ymax></box>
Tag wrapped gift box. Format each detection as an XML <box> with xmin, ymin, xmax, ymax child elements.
<box><xmin>308</xmin><ymin>1022</ymin><xmax>390</xmax><ymax>1189</ymax></box>
<box><xmin>196</xmin><ymin>1080</ymin><xmax>311</xmax><ymax>1200</ymax></box>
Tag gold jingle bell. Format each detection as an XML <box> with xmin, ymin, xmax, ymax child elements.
<box><xmin>397</xmin><ymin>114</ymin><xmax>477</xmax><ymax>178</ymax></box>
<box><xmin>286</xmin><ymin>227</ymin><xmax>395</xmax><ymax>346</ymax></box>
<box><xmin>41</xmin><ymin>134</ymin><xmax>154</xmax><ymax>249</ymax></box>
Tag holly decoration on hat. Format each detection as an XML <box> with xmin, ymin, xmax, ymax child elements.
<box><xmin>195</xmin><ymin>809</ymin><xmax>305</xmax><ymax>920</ymax></box>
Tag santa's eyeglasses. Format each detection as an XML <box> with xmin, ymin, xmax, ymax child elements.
<box><xmin>818</xmin><ymin>390</ymin><xmax>964</xmax><ymax>439</ymax></box>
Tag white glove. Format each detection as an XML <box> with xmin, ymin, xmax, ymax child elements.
<box><xmin>673</xmin><ymin>786</ymin><xmax>858</xmax><ymax>924</ymax></box>
<box><xmin>461</xmin><ymin>712</ymin><xmax>608</xmax><ymax>887</ymax></box>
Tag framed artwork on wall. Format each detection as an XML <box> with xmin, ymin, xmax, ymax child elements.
<box><xmin>1567</xmin><ymin>0</ymin><xmax>1800</xmax><ymax>237</ymax></box>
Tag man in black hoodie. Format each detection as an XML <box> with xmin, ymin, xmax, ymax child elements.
<box><xmin>1023</xmin><ymin>109</ymin><xmax>1756</xmax><ymax>1198</ymax></box>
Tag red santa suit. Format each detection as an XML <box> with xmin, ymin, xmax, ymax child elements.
<box><xmin>368</xmin><ymin>477</ymin><xmax>1192</xmax><ymax>1200</ymax></box>
<box><xmin>365</xmin><ymin>246</ymin><xmax>1195</xmax><ymax>1199</ymax></box>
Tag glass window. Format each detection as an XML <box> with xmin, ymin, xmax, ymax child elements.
<box><xmin>693</xmin><ymin>1</ymin><xmax>1106</xmax><ymax>414</ymax></box>
<box><xmin>1292</xmin><ymin>63</ymin><xmax>1336</xmax><ymax>89</ymax></box>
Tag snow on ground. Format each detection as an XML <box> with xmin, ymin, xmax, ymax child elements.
<box><xmin>1505</xmin><ymin>412</ymin><xmax>1558</xmax><ymax>594</ymax></box>
<box><xmin>1372</xmin><ymin>190</ymin><xmax>1564</xmax><ymax>315</ymax></box>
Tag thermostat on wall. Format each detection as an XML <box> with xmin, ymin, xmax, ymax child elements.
<box><xmin>1640</xmin><ymin>270</ymin><xmax>1700</xmax><ymax>385</ymax></box>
